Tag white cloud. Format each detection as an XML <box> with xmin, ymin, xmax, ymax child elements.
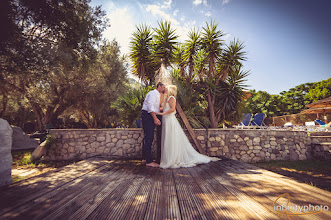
<box><xmin>146</xmin><ymin>4</ymin><xmax>180</xmax><ymax>25</ymax></box>
<box><xmin>222</xmin><ymin>0</ymin><xmax>230</xmax><ymax>5</ymax></box>
<box><xmin>104</xmin><ymin>7</ymin><xmax>135</xmax><ymax>55</ymax></box>
<box><xmin>162</xmin><ymin>0</ymin><xmax>172</xmax><ymax>9</ymax></box>
<box><xmin>193</xmin><ymin>0</ymin><xmax>202</xmax><ymax>5</ymax></box>
<box><xmin>173</xmin><ymin>9</ymin><xmax>179</xmax><ymax>16</ymax></box>
<box><xmin>205</xmin><ymin>11</ymin><xmax>211</xmax><ymax>17</ymax></box>
<box><xmin>193</xmin><ymin>0</ymin><xmax>208</xmax><ymax>6</ymax></box>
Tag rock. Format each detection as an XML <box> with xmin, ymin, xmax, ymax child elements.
<box><xmin>270</xmin><ymin>154</ymin><xmax>276</xmax><ymax>160</ymax></box>
<box><xmin>253</xmin><ymin>137</ymin><xmax>260</xmax><ymax>143</ymax></box>
<box><xmin>289</xmin><ymin>148</ymin><xmax>299</xmax><ymax>161</ymax></box>
<box><xmin>272</xmin><ymin>149</ymin><xmax>279</xmax><ymax>154</ymax></box>
<box><xmin>223</xmin><ymin>146</ymin><xmax>229</xmax><ymax>153</ymax></box>
<box><xmin>11</xmin><ymin>126</ymin><xmax>38</xmax><ymax>150</ymax></box>
<box><xmin>197</xmin><ymin>136</ymin><xmax>204</xmax><ymax>141</ymax></box>
<box><xmin>240</xmin><ymin>154</ymin><xmax>251</xmax><ymax>162</ymax></box>
<box><xmin>209</xmin><ymin>147</ymin><xmax>218</xmax><ymax>152</ymax></box>
<box><xmin>97</xmin><ymin>136</ymin><xmax>105</xmax><ymax>142</ymax></box>
<box><xmin>133</xmin><ymin>134</ymin><xmax>139</xmax><ymax>139</ymax></box>
<box><xmin>0</xmin><ymin>118</ymin><xmax>13</xmax><ymax>186</ymax></box>
<box><xmin>215</xmin><ymin>137</ymin><xmax>221</xmax><ymax>142</ymax></box>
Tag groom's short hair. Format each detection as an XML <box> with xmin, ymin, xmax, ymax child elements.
<box><xmin>156</xmin><ymin>82</ymin><xmax>164</xmax><ymax>88</ymax></box>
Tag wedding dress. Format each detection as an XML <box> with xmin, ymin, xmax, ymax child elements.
<box><xmin>159</xmin><ymin>96</ymin><xmax>220</xmax><ymax>169</ymax></box>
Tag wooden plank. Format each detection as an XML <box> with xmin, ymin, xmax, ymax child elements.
<box><xmin>0</xmin><ymin>159</ymin><xmax>110</xmax><ymax>217</ymax></box>
<box><xmin>224</xmin><ymin>159</ymin><xmax>331</xmax><ymax>204</ymax></box>
<box><xmin>36</xmin><ymin>161</ymin><xmax>129</xmax><ymax>220</ymax></box>
<box><xmin>85</xmin><ymin>163</ymin><xmax>146</xmax><ymax>220</ymax></box>
<box><xmin>172</xmin><ymin>168</ymin><xmax>207</xmax><ymax>220</ymax></box>
<box><xmin>124</xmin><ymin>166</ymin><xmax>157</xmax><ymax>220</ymax></box>
<box><xmin>66</xmin><ymin>161</ymin><xmax>146</xmax><ymax>220</ymax></box>
<box><xmin>187</xmin><ymin>165</ymin><xmax>257</xmax><ymax>219</ymax></box>
<box><xmin>216</xmin><ymin>160</ymin><xmax>331</xmax><ymax>219</ymax></box>
<box><xmin>195</xmin><ymin>163</ymin><xmax>261</xmax><ymax>219</ymax></box>
<box><xmin>162</xmin><ymin>169</ymin><xmax>181</xmax><ymax>220</ymax></box>
<box><xmin>204</xmin><ymin>161</ymin><xmax>281</xmax><ymax>219</ymax></box>
<box><xmin>176</xmin><ymin>102</ymin><xmax>204</xmax><ymax>153</ymax></box>
<box><xmin>105</xmin><ymin>165</ymin><xmax>150</xmax><ymax>219</ymax></box>
<box><xmin>143</xmin><ymin>168</ymin><xmax>164</xmax><ymax>220</ymax></box>
<box><xmin>175</xmin><ymin>167</ymin><xmax>218</xmax><ymax>219</ymax></box>
<box><xmin>1</xmin><ymin>161</ymin><xmax>115</xmax><ymax>219</ymax></box>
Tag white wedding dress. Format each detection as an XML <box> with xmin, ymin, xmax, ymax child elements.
<box><xmin>159</xmin><ymin>96</ymin><xmax>220</xmax><ymax>169</ymax></box>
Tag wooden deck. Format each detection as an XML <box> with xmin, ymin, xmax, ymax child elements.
<box><xmin>1</xmin><ymin>158</ymin><xmax>330</xmax><ymax>219</ymax></box>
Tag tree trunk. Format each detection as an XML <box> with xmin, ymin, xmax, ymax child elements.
<box><xmin>207</xmin><ymin>90</ymin><xmax>218</xmax><ymax>128</ymax></box>
<box><xmin>0</xmin><ymin>93</ymin><xmax>8</xmax><ymax>118</ymax></box>
<box><xmin>31</xmin><ymin>103</ymin><xmax>44</xmax><ymax>131</ymax></box>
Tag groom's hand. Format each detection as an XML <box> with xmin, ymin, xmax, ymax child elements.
<box><xmin>154</xmin><ymin>118</ymin><xmax>161</xmax><ymax>125</ymax></box>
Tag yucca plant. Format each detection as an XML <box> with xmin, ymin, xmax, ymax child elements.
<box><xmin>112</xmin><ymin>86</ymin><xmax>154</xmax><ymax>127</ymax></box>
<box><xmin>129</xmin><ymin>25</ymin><xmax>155</xmax><ymax>85</ymax></box>
<box><xmin>153</xmin><ymin>20</ymin><xmax>178</xmax><ymax>68</ymax></box>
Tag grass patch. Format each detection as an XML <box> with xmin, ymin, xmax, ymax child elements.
<box><xmin>11</xmin><ymin>150</ymin><xmax>80</xmax><ymax>183</ymax></box>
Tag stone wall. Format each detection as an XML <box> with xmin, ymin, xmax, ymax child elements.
<box><xmin>0</xmin><ymin>118</ymin><xmax>13</xmax><ymax>187</ymax></box>
<box><xmin>48</xmin><ymin>129</ymin><xmax>148</xmax><ymax>161</ymax></box>
<box><xmin>47</xmin><ymin>128</ymin><xmax>324</xmax><ymax>163</ymax></box>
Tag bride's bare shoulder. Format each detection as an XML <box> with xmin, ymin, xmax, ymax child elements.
<box><xmin>168</xmin><ymin>96</ymin><xmax>176</xmax><ymax>101</ymax></box>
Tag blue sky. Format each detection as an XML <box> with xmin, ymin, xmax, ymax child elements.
<box><xmin>90</xmin><ymin>0</ymin><xmax>330</xmax><ymax>94</ymax></box>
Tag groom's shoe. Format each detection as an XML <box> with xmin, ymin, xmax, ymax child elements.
<box><xmin>146</xmin><ymin>162</ymin><xmax>159</xmax><ymax>168</ymax></box>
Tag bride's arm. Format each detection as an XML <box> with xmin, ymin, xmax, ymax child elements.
<box><xmin>157</xmin><ymin>97</ymin><xmax>176</xmax><ymax>115</ymax></box>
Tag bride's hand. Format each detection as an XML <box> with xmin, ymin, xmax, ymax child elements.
<box><xmin>156</xmin><ymin>112</ymin><xmax>165</xmax><ymax>115</ymax></box>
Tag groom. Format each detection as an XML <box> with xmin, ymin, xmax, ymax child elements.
<box><xmin>141</xmin><ymin>82</ymin><xmax>165</xmax><ymax>167</ymax></box>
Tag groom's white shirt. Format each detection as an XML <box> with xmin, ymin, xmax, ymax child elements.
<box><xmin>142</xmin><ymin>89</ymin><xmax>161</xmax><ymax>113</ymax></box>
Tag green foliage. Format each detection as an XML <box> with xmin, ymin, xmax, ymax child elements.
<box><xmin>242</xmin><ymin>78</ymin><xmax>331</xmax><ymax>117</ymax></box>
<box><xmin>153</xmin><ymin>20</ymin><xmax>178</xmax><ymax>67</ymax></box>
<box><xmin>129</xmin><ymin>24</ymin><xmax>155</xmax><ymax>85</ymax></box>
<box><xmin>306</xmin><ymin>78</ymin><xmax>331</xmax><ymax>102</ymax></box>
<box><xmin>44</xmin><ymin>135</ymin><xmax>56</xmax><ymax>149</ymax></box>
<box><xmin>1</xmin><ymin>0</ymin><xmax>108</xmax><ymax>129</ymax></box>
<box><xmin>112</xmin><ymin>86</ymin><xmax>154</xmax><ymax>127</ymax></box>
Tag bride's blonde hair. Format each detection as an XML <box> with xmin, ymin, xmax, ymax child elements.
<box><xmin>163</xmin><ymin>85</ymin><xmax>177</xmax><ymax>107</ymax></box>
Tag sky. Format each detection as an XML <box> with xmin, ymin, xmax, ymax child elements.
<box><xmin>90</xmin><ymin>0</ymin><xmax>330</xmax><ymax>95</ymax></box>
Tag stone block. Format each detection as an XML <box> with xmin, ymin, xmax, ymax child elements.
<box><xmin>11</xmin><ymin>126</ymin><xmax>38</xmax><ymax>150</ymax></box>
<box><xmin>0</xmin><ymin>119</ymin><xmax>13</xmax><ymax>187</ymax></box>
<box><xmin>223</xmin><ymin>146</ymin><xmax>229</xmax><ymax>153</ymax></box>
<box><xmin>209</xmin><ymin>147</ymin><xmax>218</xmax><ymax>152</ymax></box>
<box><xmin>253</xmin><ymin>137</ymin><xmax>260</xmax><ymax>143</ymax></box>
<box><xmin>197</xmin><ymin>136</ymin><xmax>204</xmax><ymax>141</ymax></box>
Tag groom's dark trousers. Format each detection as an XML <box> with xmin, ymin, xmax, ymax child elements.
<box><xmin>141</xmin><ymin>110</ymin><xmax>155</xmax><ymax>164</ymax></box>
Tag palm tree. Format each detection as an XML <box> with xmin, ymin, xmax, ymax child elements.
<box><xmin>184</xmin><ymin>28</ymin><xmax>201</xmax><ymax>84</ymax></box>
<box><xmin>129</xmin><ymin>25</ymin><xmax>155</xmax><ymax>85</ymax></box>
<box><xmin>112</xmin><ymin>86</ymin><xmax>153</xmax><ymax>127</ymax></box>
<box><xmin>215</xmin><ymin>65</ymin><xmax>250</xmax><ymax>123</ymax></box>
<box><xmin>218</xmin><ymin>38</ymin><xmax>247</xmax><ymax>82</ymax></box>
<box><xmin>153</xmin><ymin>20</ymin><xmax>178</xmax><ymax>68</ymax></box>
<box><xmin>201</xmin><ymin>21</ymin><xmax>224</xmax><ymax>128</ymax></box>
<box><xmin>173</xmin><ymin>43</ymin><xmax>186</xmax><ymax>78</ymax></box>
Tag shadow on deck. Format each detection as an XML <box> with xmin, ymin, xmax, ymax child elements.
<box><xmin>1</xmin><ymin>157</ymin><xmax>330</xmax><ymax>219</ymax></box>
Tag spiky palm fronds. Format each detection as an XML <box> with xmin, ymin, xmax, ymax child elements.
<box><xmin>153</xmin><ymin>20</ymin><xmax>178</xmax><ymax>67</ymax></box>
<box><xmin>129</xmin><ymin>25</ymin><xmax>155</xmax><ymax>85</ymax></box>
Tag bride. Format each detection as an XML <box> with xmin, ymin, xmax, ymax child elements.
<box><xmin>156</xmin><ymin>85</ymin><xmax>220</xmax><ymax>169</ymax></box>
